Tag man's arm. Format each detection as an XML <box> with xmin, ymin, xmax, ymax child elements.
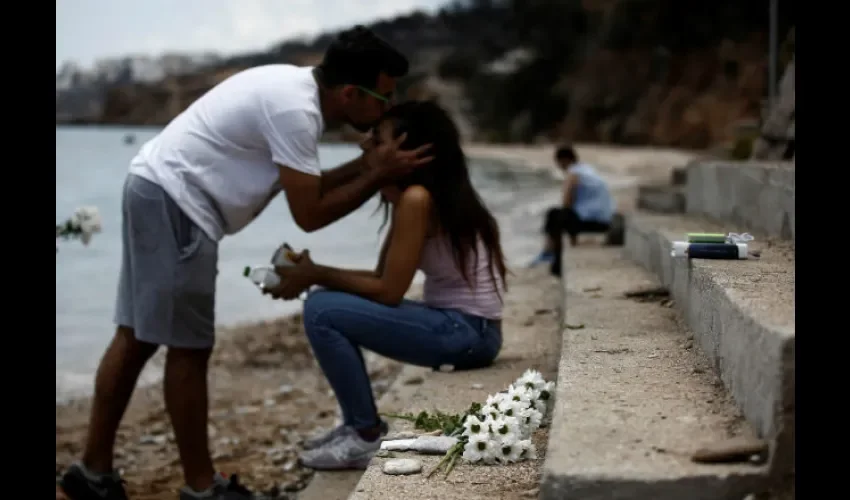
<box><xmin>279</xmin><ymin>161</ymin><xmax>384</xmax><ymax>233</ymax></box>
<box><xmin>320</xmin><ymin>157</ymin><xmax>366</xmax><ymax>194</ymax></box>
<box><xmin>264</xmin><ymin>109</ymin><xmax>431</xmax><ymax>233</ymax></box>
<box><xmin>562</xmin><ymin>173</ymin><xmax>578</xmax><ymax>208</ymax></box>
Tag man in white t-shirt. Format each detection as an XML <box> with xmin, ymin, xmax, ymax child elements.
<box><xmin>58</xmin><ymin>26</ymin><xmax>430</xmax><ymax>500</ymax></box>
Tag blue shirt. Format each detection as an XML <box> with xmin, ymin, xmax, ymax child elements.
<box><xmin>569</xmin><ymin>162</ymin><xmax>614</xmax><ymax>223</ymax></box>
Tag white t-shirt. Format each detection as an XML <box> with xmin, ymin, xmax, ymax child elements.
<box><xmin>128</xmin><ymin>64</ymin><xmax>324</xmax><ymax>241</ymax></box>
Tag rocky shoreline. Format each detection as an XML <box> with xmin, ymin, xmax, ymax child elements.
<box><xmin>55</xmin><ymin>312</ymin><xmax>404</xmax><ymax>499</ymax></box>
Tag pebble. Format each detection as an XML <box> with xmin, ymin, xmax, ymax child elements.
<box><xmin>412</xmin><ymin>436</ymin><xmax>458</xmax><ymax>455</ymax></box>
<box><xmin>471</xmin><ymin>383</ymin><xmax>484</xmax><ymax>389</ymax></box>
<box><xmin>380</xmin><ymin>438</ymin><xmax>416</xmax><ymax>451</ymax></box>
<box><xmin>404</xmin><ymin>375</ymin><xmax>424</xmax><ymax>385</ymax></box>
<box><xmin>691</xmin><ymin>436</ymin><xmax>768</xmax><ymax>464</ymax></box>
<box><xmin>382</xmin><ymin>458</ymin><xmax>422</xmax><ymax>475</ymax></box>
<box><xmin>139</xmin><ymin>434</ymin><xmax>167</xmax><ymax>445</ymax></box>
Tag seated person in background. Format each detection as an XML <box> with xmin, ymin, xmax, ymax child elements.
<box><xmin>268</xmin><ymin>100</ymin><xmax>507</xmax><ymax>470</ymax></box>
<box><xmin>531</xmin><ymin>146</ymin><xmax>615</xmax><ymax>276</ymax></box>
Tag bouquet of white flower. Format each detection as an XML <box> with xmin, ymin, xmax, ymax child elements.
<box><xmin>385</xmin><ymin>369</ymin><xmax>555</xmax><ymax>479</ymax></box>
<box><xmin>56</xmin><ymin>206</ymin><xmax>102</xmax><ymax>251</ymax></box>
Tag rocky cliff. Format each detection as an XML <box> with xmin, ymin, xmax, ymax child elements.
<box><xmin>56</xmin><ymin>0</ymin><xmax>795</xmax><ymax>150</ymax></box>
<box><xmin>751</xmin><ymin>58</ymin><xmax>795</xmax><ymax>161</ymax></box>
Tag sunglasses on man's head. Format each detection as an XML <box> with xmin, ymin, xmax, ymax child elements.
<box><xmin>356</xmin><ymin>85</ymin><xmax>392</xmax><ymax>103</ymax></box>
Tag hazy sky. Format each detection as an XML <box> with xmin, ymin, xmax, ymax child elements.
<box><xmin>56</xmin><ymin>0</ymin><xmax>448</xmax><ymax>70</ymax></box>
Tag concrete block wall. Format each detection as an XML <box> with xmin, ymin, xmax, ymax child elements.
<box><xmin>685</xmin><ymin>161</ymin><xmax>795</xmax><ymax>241</ymax></box>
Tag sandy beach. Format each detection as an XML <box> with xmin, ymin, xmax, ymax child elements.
<box><xmin>56</xmin><ymin>142</ymin><xmax>700</xmax><ymax>499</ymax></box>
<box><xmin>56</xmin><ymin>311</ymin><xmax>404</xmax><ymax>498</ymax></box>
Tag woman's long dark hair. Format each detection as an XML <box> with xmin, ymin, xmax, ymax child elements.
<box><xmin>377</xmin><ymin>100</ymin><xmax>508</xmax><ymax>293</ymax></box>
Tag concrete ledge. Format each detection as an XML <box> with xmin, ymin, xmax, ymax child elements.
<box><xmin>624</xmin><ymin>213</ymin><xmax>795</xmax><ymax>477</ymax></box>
<box><xmin>541</xmin><ymin>247</ymin><xmax>768</xmax><ymax>500</ymax></box>
<box><xmin>685</xmin><ymin>161</ymin><xmax>795</xmax><ymax>240</ymax></box>
<box><xmin>637</xmin><ymin>185</ymin><xmax>685</xmax><ymax>214</ymax></box>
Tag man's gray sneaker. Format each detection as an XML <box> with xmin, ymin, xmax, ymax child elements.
<box><xmin>302</xmin><ymin>420</ymin><xmax>388</xmax><ymax>450</ymax></box>
<box><xmin>298</xmin><ymin>427</ymin><xmax>382</xmax><ymax>470</ymax></box>
<box><xmin>302</xmin><ymin>424</ymin><xmax>348</xmax><ymax>450</ymax></box>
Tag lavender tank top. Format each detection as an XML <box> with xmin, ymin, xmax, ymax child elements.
<box><xmin>419</xmin><ymin>236</ymin><xmax>505</xmax><ymax>320</ymax></box>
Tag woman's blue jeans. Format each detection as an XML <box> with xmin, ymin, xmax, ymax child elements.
<box><xmin>302</xmin><ymin>290</ymin><xmax>502</xmax><ymax>430</ymax></box>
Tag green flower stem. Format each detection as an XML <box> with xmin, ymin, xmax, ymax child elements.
<box><xmin>444</xmin><ymin>443</ymin><xmax>463</xmax><ymax>479</ymax></box>
<box><xmin>427</xmin><ymin>441</ymin><xmax>465</xmax><ymax>480</ymax></box>
<box><xmin>380</xmin><ymin>412</ymin><xmax>419</xmax><ymax>423</ymax></box>
<box><xmin>427</xmin><ymin>449</ymin><xmax>453</xmax><ymax>479</ymax></box>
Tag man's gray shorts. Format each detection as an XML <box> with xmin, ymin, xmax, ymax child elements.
<box><xmin>114</xmin><ymin>174</ymin><xmax>218</xmax><ymax>349</ymax></box>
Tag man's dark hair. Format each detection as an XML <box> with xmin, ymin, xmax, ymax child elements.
<box><xmin>316</xmin><ymin>26</ymin><xmax>409</xmax><ymax>89</ymax></box>
<box><xmin>555</xmin><ymin>146</ymin><xmax>578</xmax><ymax>163</ymax></box>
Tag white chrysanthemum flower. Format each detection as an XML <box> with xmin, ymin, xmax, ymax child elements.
<box><xmin>72</xmin><ymin>206</ymin><xmax>103</xmax><ymax>245</ymax></box>
<box><xmin>462</xmin><ymin>433</ymin><xmax>493</xmax><ymax>463</ymax></box>
<box><xmin>485</xmin><ymin>393</ymin><xmax>503</xmax><ymax>410</ymax></box>
<box><xmin>499</xmin><ymin>398</ymin><xmax>528</xmax><ymax>421</ymax></box>
<box><xmin>507</xmin><ymin>384</ymin><xmax>534</xmax><ymax>406</ymax></box>
<box><xmin>502</xmin><ymin>404</ymin><xmax>533</xmax><ymax>439</ymax></box>
<box><xmin>462</xmin><ymin>415</ymin><xmax>487</xmax><ymax>437</ymax></box>
<box><xmin>481</xmin><ymin>412</ymin><xmax>500</xmax><ymax>433</ymax></box>
<box><xmin>539</xmin><ymin>381</ymin><xmax>555</xmax><ymax>403</ymax></box>
<box><xmin>494</xmin><ymin>437</ymin><xmax>524</xmax><ymax>464</ymax></box>
<box><xmin>523</xmin><ymin>407</ymin><xmax>544</xmax><ymax>432</ymax></box>
<box><xmin>515</xmin><ymin>369</ymin><xmax>546</xmax><ymax>392</ymax></box>
<box><xmin>480</xmin><ymin>403</ymin><xmax>501</xmax><ymax>421</ymax></box>
<box><xmin>517</xmin><ymin>439</ymin><xmax>538</xmax><ymax>460</ymax></box>
<box><xmin>491</xmin><ymin>415</ymin><xmax>521</xmax><ymax>444</ymax></box>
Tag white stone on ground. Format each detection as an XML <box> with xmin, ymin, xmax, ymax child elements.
<box><xmin>381</xmin><ymin>438</ymin><xmax>416</xmax><ymax>451</ymax></box>
<box><xmin>412</xmin><ymin>436</ymin><xmax>458</xmax><ymax>455</ymax></box>
<box><xmin>382</xmin><ymin>458</ymin><xmax>422</xmax><ymax>475</ymax></box>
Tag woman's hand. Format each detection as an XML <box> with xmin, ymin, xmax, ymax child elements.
<box><xmin>265</xmin><ymin>250</ymin><xmax>317</xmax><ymax>300</ymax></box>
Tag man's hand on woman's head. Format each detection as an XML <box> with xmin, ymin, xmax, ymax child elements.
<box><xmin>363</xmin><ymin>131</ymin><xmax>434</xmax><ymax>181</ymax></box>
<box><xmin>264</xmin><ymin>249</ymin><xmax>316</xmax><ymax>300</ymax></box>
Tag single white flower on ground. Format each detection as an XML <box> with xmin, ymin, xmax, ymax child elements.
<box><xmin>484</xmin><ymin>393</ymin><xmax>503</xmax><ymax>411</ymax></box>
<box><xmin>516</xmin><ymin>369</ymin><xmax>546</xmax><ymax>392</ymax></box>
<box><xmin>523</xmin><ymin>407</ymin><xmax>544</xmax><ymax>432</ymax></box>
<box><xmin>462</xmin><ymin>433</ymin><xmax>495</xmax><ymax>464</ymax></box>
<box><xmin>491</xmin><ymin>415</ymin><xmax>521</xmax><ymax>444</ymax></box>
<box><xmin>499</xmin><ymin>398</ymin><xmax>527</xmax><ymax>421</ymax></box>
<box><xmin>507</xmin><ymin>383</ymin><xmax>534</xmax><ymax>406</ymax></box>
<box><xmin>480</xmin><ymin>403</ymin><xmax>500</xmax><ymax>421</ymax></box>
<box><xmin>495</xmin><ymin>438</ymin><xmax>524</xmax><ymax>464</ymax></box>
<box><xmin>517</xmin><ymin>439</ymin><xmax>538</xmax><ymax>460</ymax></box>
<box><xmin>462</xmin><ymin>415</ymin><xmax>487</xmax><ymax>437</ymax></box>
